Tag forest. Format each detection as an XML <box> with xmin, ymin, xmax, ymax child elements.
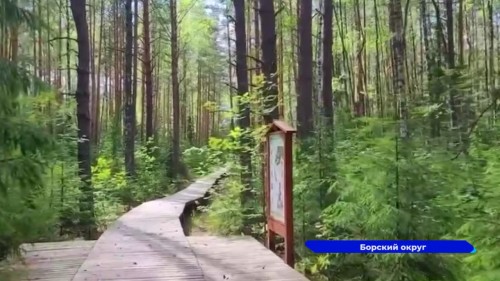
<box><xmin>1</xmin><ymin>0</ymin><xmax>500</xmax><ymax>280</ymax></box>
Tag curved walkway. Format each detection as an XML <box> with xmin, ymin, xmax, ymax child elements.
<box><xmin>22</xmin><ymin>169</ymin><xmax>309</xmax><ymax>281</ymax></box>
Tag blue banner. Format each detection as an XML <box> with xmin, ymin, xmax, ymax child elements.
<box><xmin>305</xmin><ymin>240</ymin><xmax>476</xmax><ymax>254</ymax></box>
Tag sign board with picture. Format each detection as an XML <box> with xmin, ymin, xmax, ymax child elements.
<box><xmin>264</xmin><ymin>120</ymin><xmax>296</xmax><ymax>268</ymax></box>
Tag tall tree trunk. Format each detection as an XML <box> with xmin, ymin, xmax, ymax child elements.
<box><xmin>354</xmin><ymin>0</ymin><xmax>366</xmax><ymax>116</ymax></box>
<box><xmin>226</xmin><ymin>12</ymin><xmax>235</xmax><ymax>129</ymax></box>
<box><xmin>124</xmin><ymin>0</ymin><xmax>136</xmax><ymax>176</ymax></box>
<box><xmin>321</xmin><ymin>0</ymin><xmax>334</xmax><ymax>128</ymax></box>
<box><xmin>89</xmin><ymin>0</ymin><xmax>96</xmax><ymax>143</ymax></box>
<box><xmin>233</xmin><ymin>0</ymin><xmax>252</xmax><ymax>204</ymax></box>
<box><xmin>421</xmin><ymin>0</ymin><xmax>439</xmax><ymax>137</ymax></box>
<box><xmin>314</xmin><ymin>0</ymin><xmax>323</xmax><ymax>117</ymax></box>
<box><xmin>288</xmin><ymin>0</ymin><xmax>299</xmax><ymax>124</ymax></box>
<box><xmin>170</xmin><ymin>0</ymin><xmax>181</xmax><ymax>178</ymax></box>
<box><xmin>297</xmin><ymin>0</ymin><xmax>314</xmax><ymax>138</ymax></box>
<box><xmin>388</xmin><ymin>0</ymin><xmax>408</xmax><ymax>247</ymax></box>
<box><xmin>56</xmin><ymin>0</ymin><xmax>63</xmax><ymax>90</ymax></box>
<box><xmin>94</xmin><ymin>1</ymin><xmax>104</xmax><ymax>145</ymax></box>
<box><xmin>196</xmin><ymin>63</ymin><xmax>202</xmax><ymax>144</ymax></box>
<box><xmin>445</xmin><ymin>0</ymin><xmax>461</xmax><ymax>142</ymax></box>
<box><xmin>66</xmin><ymin>1</ymin><xmax>72</xmax><ymax>93</ymax></box>
<box><xmin>111</xmin><ymin>4</ymin><xmax>122</xmax><ymax>167</ymax></box>
<box><xmin>144</xmin><ymin>0</ymin><xmax>154</xmax><ymax>142</ymax></box>
<box><xmin>33</xmin><ymin>0</ymin><xmax>37</xmax><ymax>76</ymax></box>
<box><xmin>487</xmin><ymin>1</ymin><xmax>495</xmax><ymax>97</ymax></box>
<box><xmin>181</xmin><ymin>53</ymin><xmax>189</xmax><ymax>140</ymax></box>
<box><xmin>69</xmin><ymin>0</ymin><xmax>96</xmax><ymax>240</ymax></box>
<box><xmin>458</xmin><ymin>0</ymin><xmax>464</xmax><ymax>66</ymax></box>
<box><xmin>389</xmin><ymin>0</ymin><xmax>408</xmax><ymax>139</ymax></box>
<box><xmin>259</xmin><ymin>0</ymin><xmax>279</xmax><ymax>123</ymax></box>
<box><xmin>374</xmin><ymin>0</ymin><xmax>383</xmax><ymax>116</ymax></box>
<box><xmin>277</xmin><ymin>3</ymin><xmax>284</xmax><ymax>119</ymax></box>
<box><xmin>132</xmin><ymin>0</ymin><xmax>139</xmax><ymax>143</ymax></box>
<box><xmin>37</xmin><ymin>0</ymin><xmax>42</xmax><ymax>78</ymax></box>
<box><xmin>9</xmin><ymin>1</ymin><xmax>19</xmax><ymax>62</ymax></box>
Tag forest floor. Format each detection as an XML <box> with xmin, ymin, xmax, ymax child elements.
<box><xmin>189</xmin><ymin>213</ymin><xmax>212</xmax><ymax>236</ymax></box>
<box><xmin>0</xmin><ymin>257</ymin><xmax>27</xmax><ymax>281</ymax></box>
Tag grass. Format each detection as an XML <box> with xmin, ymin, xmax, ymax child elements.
<box><xmin>0</xmin><ymin>258</ymin><xmax>27</xmax><ymax>281</ymax></box>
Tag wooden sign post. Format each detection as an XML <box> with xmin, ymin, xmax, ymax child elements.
<box><xmin>265</xmin><ymin>120</ymin><xmax>296</xmax><ymax>268</ymax></box>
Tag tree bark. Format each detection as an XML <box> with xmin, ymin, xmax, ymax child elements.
<box><xmin>259</xmin><ymin>0</ymin><xmax>279</xmax><ymax>123</ymax></box>
<box><xmin>445</xmin><ymin>0</ymin><xmax>462</xmax><ymax>142</ymax></box>
<box><xmin>226</xmin><ymin>13</ymin><xmax>235</xmax><ymax>129</ymax></box>
<box><xmin>144</xmin><ymin>0</ymin><xmax>154</xmax><ymax>142</ymax></box>
<box><xmin>321</xmin><ymin>0</ymin><xmax>334</xmax><ymax>128</ymax></box>
<box><xmin>132</xmin><ymin>0</ymin><xmax>139</xmax><ymax>143</ymax></box>
<box><xmin>69</xmin><ymin>0</ymin><xmax>96</xmax><ymax>240</ymax></box>
<box><xmin>93</xmin><ymin>0</ymin><xmax>104</xmax><ymax>145</ymax></box>
<box><xmin>354</xmin><ymin>0</ymin><xmax>366</xmax><ymax>116</ymax></box>
<box><xmin>297</xmin><ymin>0</ymin><xmax>314</xmax><ymax>138</ymax></box>
<box><xmin>124</xmin><ymin>0</ymin><xmax>136</xmax><ymax>176</ymax></box>
<box><xmin>233</xmin><ymin>0</ymin><xmax>253</xmax><ymax>202</ymax></box>
<box><xmin>170</xmin><ymin>0</ymin><xmax>181</xmax><ymax>178</ymax></box>
<box><xmin>389</xmin><ymin>0</ymin><xmax>408</xmax><ymax>139</ymax></box>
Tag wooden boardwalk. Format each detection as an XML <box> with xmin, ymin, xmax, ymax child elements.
<box><xmin>20</xmin><ymin>241</ymin><xmax>95</xmax><ymax>281</ymax></box>
<box><xmin>189</xmin><ymin>236</ymin><xmax>308</xmax><ymax>281</ymax></box>
<box><xmin>19</xmin><ymin>168</ymin><xmax>308</xmax><ymax>281</ymax></box>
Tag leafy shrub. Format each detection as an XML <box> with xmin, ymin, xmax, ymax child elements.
<box><xmin>0</xmin><ymin>190</ymin><xmax>58</xmax><ymax>259</ymax></box>
<box><xmin>197</xmin><ymin>174</ymin><xmax>244</xmax><ymax>235</ymax></box>
<box><xmin>0</xmin><ymin>59</ymin><xmax>58</xmax><ymax>259</ymax></box>
<box><xmin>91</xmin><ymin>142</ymin><xmax>174</xmax><ymax>231</ymax></box>
<box><xmin>183</xmin><ymin>136</ymin><xmax>234</xmax><ymax>176</ymax></box>
<box><xmin>133</xmin><ymin>143</ymin><xmax>172</xmax><ymax>201</ymax></box>
<box><xmin>296</xmin><ymin>119</ymin><xmax>466</xmax><ymax>281</ymax></box>
<box><xmin>92</xmin><ymin>157</ymin><xmax>127</xmax><ymax>230</ymax></box>
<box><xmin>457</xmin><ymin>137</ymin><xmax>500</xmax><ymax>281</ymax></box>
<box><xmin>183</xmin><ymin>146</ymin><xmax>211</xmax><ymax>175</ymax></box>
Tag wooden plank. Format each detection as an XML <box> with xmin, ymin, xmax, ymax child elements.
<box><xmin>188</xmin><ymin>236</ymin><xmax>309</xmax><ymax>281</ymax></box>
<box><xmin>21</xmin><ymin>241</ymin><xmax>95</xmax><ymax>252</ymax></box>
<box><xmin>71</xmin><ymin>169</ymin><xmax>226</xmax><ymax>281</ymax></box>
<box><xmin>17</xmin><ymin>241</ymin><xmax>95</xmax><ymax>281</ymax></box>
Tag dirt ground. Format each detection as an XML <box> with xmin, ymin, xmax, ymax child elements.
<box><xmin>0</xmin><ymin>259</ymin><xmax>27</xmax><ymax>281</ymax></box>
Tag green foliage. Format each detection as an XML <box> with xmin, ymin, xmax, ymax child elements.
<box><xmin>0</xmin><ymin>72</ymin><xmax>180</xmax><ymax>249</ymax></box>
<box><xmin>0</xmin><ymin>0</ymin><xmax>39</xmax><ymax>29</ymax></box>
<box><xmin>291</xmin><ymin>114</ymin><xmax>500</xmax><ymax>281</ymax></box>
<box><xmin>91</xmin><ymin>157</ymin><xmax>128</xmax><ymax>230</ymax></box>
<box><xmin>456</xmin><ymin>132</ymin><xmax>500</xmax><ymax>281</ymax></box>
<box><xmin>185</xmin><ymin>125</ymin><xmax>265</xmax><ymax>236</ymax></box>
<box><xmin>197</xmin><ymin>174</ymin><xmax>245</xmax><ymax>235</ymax></box>
<box><xmin>306</xmin><ymin>136</ymin><xmax>464</xmax><ymax>280</ymax></box>
<box><xmin>0</xmin><ymin>59</ymin><xmax>56</xmax><ymax>259</ymax></box>
<box><xmin>91</xmin><ymin>141</ymin><xmax>175</xmax><ymax>231</ymax></box>
<box><xmin>183</xmin><ymin>147</ymin><xmax>213</xmax><ymax>175</ymax></box>
<box><xmin>0</xmin><ymin>190</ymin><xmax>58</xmax><ymax>259</ymax></box>
<box><xmin>133</xmin><ymin>143</ymin><xmax>173</xmax><ymax>201</ymax></box>
<box><xmin>183</xmin><ymin>136</ymin><xmax>235</xmax><ymax>176</ymax></box>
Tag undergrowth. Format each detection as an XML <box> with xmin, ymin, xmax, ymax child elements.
<box><xmin>186</xmin><ymin>114</ymin><xmax>500</xmax><ymax>281</ymax></box>
<box><xmin>195</xmin><ymin>172</ymin><xmax>245</xmax><ymax>235</ymax></box>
